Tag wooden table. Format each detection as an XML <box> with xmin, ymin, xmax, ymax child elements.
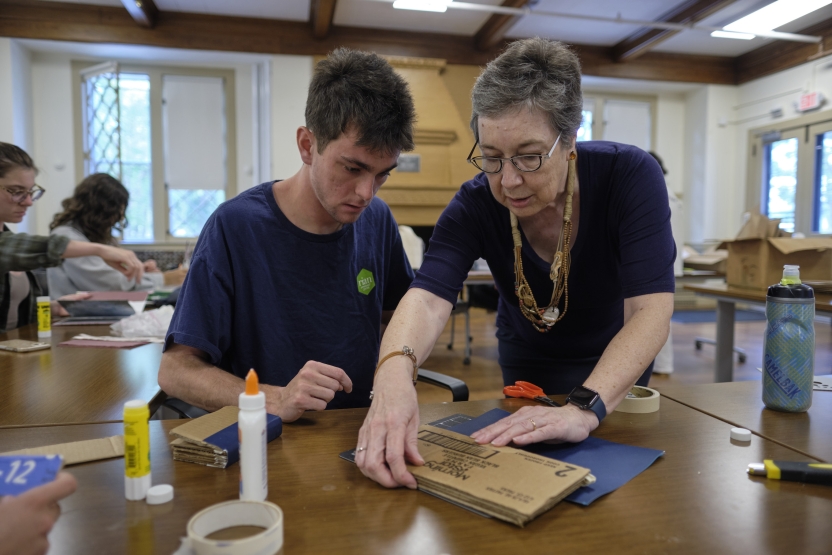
<box><xmin>4</xmin><ymin>398</ymin><xmax>830</xmax><ymax>554</ymax></box>
<box><xmin>0</xmin><ymin>324</ymin><xmax>163</xmax><ymax>428</ymax></box>
<box><xmin>658</xmin><ymin>380</ymin><xmax>832</xmax><ymax>463</ymax></box>
<box><xmin>683</xmin><ymin>283</ymin><xmax>832</xmax><ymax>382</ymax></box>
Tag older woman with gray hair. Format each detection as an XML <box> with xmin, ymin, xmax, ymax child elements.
<box><xmin>356</xmin><ymin>38</ymin><xmax>675</xmax><ymax>489</ymax></box>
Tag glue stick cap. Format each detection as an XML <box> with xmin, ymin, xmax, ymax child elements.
<box><xmin>36</xmin><ymin>296</ymin><xmax>50</xmax><ymax>304</ymax></box>
<box><xmin>239</xmin><ymin>369</ymin><xmax>265</xmax><ymax>410</ymax></box>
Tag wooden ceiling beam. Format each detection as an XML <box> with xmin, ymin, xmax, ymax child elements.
<box><xmin>0</xmin><ymin>0</ymin><xmax>734</xmax><ymax>84</ymax></box>
<box><xmin>310</xmin><ymin>0</ymin><xmax>337</xmax><ymax>39</ymax></box>
<box><xmin>473</xmin><ymin>0</ymin><xmax>529</xmax><ymax>52</ymax></box>
<box><xmin>611</xmin><ymin>0</ymin><xmax>739</xmax><ymax>62</ymax></box>
<box><xmin>119</xmin><ymin>0</ymin><xmax>159</xmax><ymax>29</ymax></box>
<box><xmin>736</xmin><ymin>16</ymin><xmax>832</xmax><ymax>84</ymax></box>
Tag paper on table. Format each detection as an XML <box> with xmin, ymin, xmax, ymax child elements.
<box><xmin>59</xmin><ymin>339</ymin><xmax>149</xmax><ymax>349</ymax></box>
<box><xmin>1</xmin><ymin>436</ymin><xmax>124</xmax><ymax>465</ymax></box>
<box><xmin>450</xmin><ymin>408</ymin><xmax>664</xmax><ymax>506</ymax></box>
<box><xmin>73</xmin><ymin>333</ymin><xmax>164</xmax><ymax>344</ymax></box>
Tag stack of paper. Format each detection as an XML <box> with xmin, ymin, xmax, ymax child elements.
<box><xmin>409</xmin><ymin>426</ymin><xmax>593</xmax><ymax>527</ymax></box>
<box><xmin>169</xmin><ymin>406</ymin><xmax>282</xmax><ymax>468</ymax></box>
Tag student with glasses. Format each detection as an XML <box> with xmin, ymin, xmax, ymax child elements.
<box><xmin>0</xmin><ymin>143</ymin><xmax>144</xmax><ymax>332</ymax></box>
<box><xmin>357</xmin><ymin>38</ymin><xmax>675</xmax><ymax>489</ymax></box>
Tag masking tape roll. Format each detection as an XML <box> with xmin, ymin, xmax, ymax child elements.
<box><xmin>186</xmin><ymin>500</ymin><xmax>284</xmax><ymax>555</ymax></box>
<box><xmin>615</xmin><ymin>386</ymin><xmax>660</xmax><ymax>414</ymax></box>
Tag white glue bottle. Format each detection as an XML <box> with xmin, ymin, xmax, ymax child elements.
<box><xmin>239</xmin><ymin>368</ymin><xmax>268</xmax><ymax>501</ymax></box>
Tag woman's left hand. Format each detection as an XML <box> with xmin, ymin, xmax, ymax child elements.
<box><xmin>51</xmin><ymin>292</ymin><xmax>92</xmax><ymax>318</ymax></box>
<box><xmin>470</xmin><ymin>403</ymin><xmax>599</xmax><ymax>447</ymax></box>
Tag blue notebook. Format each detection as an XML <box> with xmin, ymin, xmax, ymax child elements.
<box><xmin>450</xmin><ymin>408</ymin><xmax>664</xmax><ymax>505</ymax></box>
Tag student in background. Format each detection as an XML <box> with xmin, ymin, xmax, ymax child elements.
<box><xmin>0</xmin><ymin>143</ymin><xmax>144</xmax><ymax>332</ymax></box>
<box><xmin>47</xmin><ymin>173</ymin><xmax>187</xmax><ymax>299</ymax></box>
<box><xmin>0</xmin><ymin>472</ymin><xmax>77</xmax><ymax>555</ymax></box>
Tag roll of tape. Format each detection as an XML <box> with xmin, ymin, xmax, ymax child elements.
<box><xmin>615</xmin><ymin>386</ymin><xmax>660</xmax><ymax>414</ymax></box>
<box><xmin>186</xmin><ymin>500</ymin><xmax>283</xmax><ymax>555</ymax></box>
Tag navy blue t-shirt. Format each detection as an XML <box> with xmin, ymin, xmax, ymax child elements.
<box><xmin>165</xmin><ymin>182</ymin><xmax>414</xmax><ymax>409</ymax></box>
<box><xmin>412</xmin><ymin>141</ymin><xmax>676</xmax><ymax>391</ymax></box>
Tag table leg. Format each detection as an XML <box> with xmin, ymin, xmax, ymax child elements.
<box><xmin>715</xmin><ymin>300</ymin><xmax>736</xmax><ymax>382</ymax></box>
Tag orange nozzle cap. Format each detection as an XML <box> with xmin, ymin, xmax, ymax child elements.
<box><xmin>245</xmin><ymin>368</ymin><xmax>260</xmax><ymax>395</ymax></box>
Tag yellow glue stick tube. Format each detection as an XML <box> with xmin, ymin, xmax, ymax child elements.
<box><xmin>124</xmin><ymin>400</ymin><xmax>151</xmax><ymax>500</ymax></box>
<box><xmin>36</xmin><ymin>296</ymin><xmax>51</xmax><ymax>338</ymax></box>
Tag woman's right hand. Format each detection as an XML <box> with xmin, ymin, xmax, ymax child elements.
<box><xmin>96</xmin><ymin>245</ymin><xmax>144</xmax><ymax>282</ymax></box>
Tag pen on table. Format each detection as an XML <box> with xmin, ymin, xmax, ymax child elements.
<box><xmin>747</xmin><ymin>460</ymin><xmax>832</xmax><ymax>486</ymax></box>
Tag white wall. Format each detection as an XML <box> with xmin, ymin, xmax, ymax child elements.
<box><xmin>0</xmin><ymin>39</ymin><xmax>35</xmax><ymax>232</ymax></box>
<box><xmin>17</xmin><ymin>46</ymin><xmax>259</xmax><ymax>236</ymax></box>
<box><xmin>269</xmin><ymin>54</ymin><xmax>313</xmax><ymax>181</ymax></box>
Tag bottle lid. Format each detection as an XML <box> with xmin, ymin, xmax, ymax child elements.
<box><xmin>730</xmin><ymin>427</ymin><xmax>752</xmax><ymax>442</ymax></box>
<box><xmin>239</xmin><ymin>369</ymin><xmax>265</xmax><ymax>410</ymax></box>
<box><xmin>146</xmin><ymin>484</ymin><xmax>174</xmax><ymax>505</ymax></box>
<box><xmin>781</xmin><ymin>265</ymin><xmax>801</xmax><ymax>285</ymax></box>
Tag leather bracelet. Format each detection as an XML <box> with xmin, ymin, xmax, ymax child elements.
<box><xmin>370</xmin><ymin>346</ymin><xmax>418</xmax><ymax>400</ymax></box>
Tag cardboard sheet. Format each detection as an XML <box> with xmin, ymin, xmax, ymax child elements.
<box><xmin>408</xmin><ymin>425</ymin><xmax>590</xmax><ymax>526</ymax></box>
<box><xmin>450</xmin><ymin>408</ymin><xmax>664</xmax><ymax>506</ymax></box>
<box><xmin>1</xmin><ymin>436</ymin><xmax>124</xmax><ymax>465</ymax></box>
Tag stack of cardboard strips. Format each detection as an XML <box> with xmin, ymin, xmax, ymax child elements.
<box><xmin>408</xmin><ymin>426</ymin><xmax>594</xmax><ymax>527</ymax></box>
<box><xmin>170</xmin><ymin>406</ymin><xmax>282</xmax><ymax>468</ymax></box>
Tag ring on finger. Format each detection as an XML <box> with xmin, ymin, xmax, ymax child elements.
<box><xmin>356</xmin><ymin>446</ymin><xmax>366</xmax><ymax>452</ymax></box>
<box><xmin>528</xmin><ymin>418</ymin><xmax>536</xmax><ymax>431</ymax></box>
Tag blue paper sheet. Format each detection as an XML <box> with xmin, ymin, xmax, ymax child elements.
<box><xmin>449</xmin><ymin>408</ymin><xmax>664</xmax><ymax>506</ymax></box>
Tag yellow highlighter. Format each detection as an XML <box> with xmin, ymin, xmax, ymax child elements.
<box><xmin>747</xmin><ymin>460</ymin><xmax>832</xmax><ymax>486</ymax></box>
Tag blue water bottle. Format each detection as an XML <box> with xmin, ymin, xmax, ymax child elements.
<box><xmin>763</xmin><ymin>265</ymin><xmax>815</xmax><ymax>412</ymax></box>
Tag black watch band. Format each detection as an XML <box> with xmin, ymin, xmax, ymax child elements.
<box><xmin>566</xmin><ymin>385</ymin><xmax>607</xmax><ymax>423</ymax></box>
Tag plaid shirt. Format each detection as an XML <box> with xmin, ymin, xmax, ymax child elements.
<box><xmin>0</xmin><ymin>226</ymin><xmax>70</xmax><ymax>332</ymax></box>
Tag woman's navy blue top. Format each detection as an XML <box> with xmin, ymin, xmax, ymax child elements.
<box><xmin>411</xmin><ymin>141</ymin><xmax>676</xmax><ymax>391</ymax></box>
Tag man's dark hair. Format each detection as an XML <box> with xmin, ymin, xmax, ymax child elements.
<box><xmin>305</xmin><ymin>48</ymin><xmax>415</xmax><ymax>156</ymax></box>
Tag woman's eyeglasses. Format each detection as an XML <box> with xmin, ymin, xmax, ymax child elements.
<box><xmin>1</xmin><ymin>185</ymin><xmax>46</xmax><ymax>203</ymax></box>
<box><xmin>467</xmin><ymin>134</ymin><xmax>561</xmax><ymax>174</ymax></box>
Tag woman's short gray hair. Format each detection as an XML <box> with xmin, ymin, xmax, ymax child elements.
<box><xmin>471</xmin><ymin>38</ymin><xmax>583</xmax><ymax>145</ymax></box>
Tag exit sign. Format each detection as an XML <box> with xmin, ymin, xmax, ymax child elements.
<box><xmin>798</xmin><ymin>92</ymin><xmax>823</xmax><ymax>112</ymax></box>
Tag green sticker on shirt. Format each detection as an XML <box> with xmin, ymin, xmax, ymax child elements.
<box><xmin>357</xmin><ymin>269</ymin><xmax>375</xmax><ymax>295</ymax></box>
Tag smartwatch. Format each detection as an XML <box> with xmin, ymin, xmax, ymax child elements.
<box><xmin>566</xmin><ymin>385</ymin><xmax>606</xmax><ymax>423</ymax></box>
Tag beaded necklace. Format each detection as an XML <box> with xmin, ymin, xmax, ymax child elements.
<box><xmin>511</xmin><ymin>151</ymin><xmax>576</xmax><ymax>332</ymax></box>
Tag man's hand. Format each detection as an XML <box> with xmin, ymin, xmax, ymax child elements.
<box><xmin>0</xmin><ymin>471</ymin><xmax>77</xmax><ymax>555</ymax></box>
<box><xmin>355</xmin><ymin>363</ymin><xmax>423</xmax><ymax>489</ymax></box>
<box><xmin>142</xmin><ymin>259</ymin><xmax>159</xmax><ymax>273</ymax></box>
<box><xmin>265</xmin><ymin>361</ymin><xmax>352</xmax><ymax>423</ymax></box>
<box><xmin>470</xmin><ymin>404</ymin><xmax>598</xmax><ymax>447</ymax></box>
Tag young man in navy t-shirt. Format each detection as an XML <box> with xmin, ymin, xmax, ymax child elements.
<box><xmin>158</xmin><ymin>49</ymin><xmax>416</xmax><ymax>421</ymax></box>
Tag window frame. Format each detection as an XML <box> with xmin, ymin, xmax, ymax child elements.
<box><xmin>72</xmin><ymin>61</ymin><xmax>237</xmax><ymax>245</ymax></box>
<box><xmin>747</xmin><ymin>110</ymin><xmax>832</xmax><ymax>236</ymax></box>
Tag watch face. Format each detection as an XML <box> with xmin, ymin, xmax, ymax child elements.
<box><xmin>568</xmin><ymin>386</ymin><xmax>599</xmax><ymax>407</ymax></box>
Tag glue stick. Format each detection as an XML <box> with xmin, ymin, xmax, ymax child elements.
<box><xmin>124</xmin><ymin>400</ymin><xmax>151</xmax><ymax>500</ymax></box>
<box><xmin>36</xmin><ymin>296</ymin><xmax>51</xmax><ymax>338</ymax></box>
<box><xmin>239</xmin><ymin>369</ymin><xmax>268</xmax><ymax>501</ymax></box>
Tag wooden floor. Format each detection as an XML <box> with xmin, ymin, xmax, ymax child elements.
<box><xmin>415</xmin><ymin>307</ymin><xmax>832</xmax><ymax>404</ymax></box>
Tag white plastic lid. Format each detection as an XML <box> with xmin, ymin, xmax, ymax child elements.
<box><xmin>782</xmin><ymin>265</ymin><xmax>800</xmax><ymax>279</ymax></box>
<box><xmin>36</xmin><ymin>296</ymin><xmax>50</xmax><ymax>303</ymax></box>
<box><xmin>124</xmin><ymin>399</ymin><xmax>147</xmax><ymax>409</ymax></box>
<box><xmin>146</xmin><ymin>484</ymin><xmax>174</xmax><ymax>505</ymax></box>
<box><xmin>730</xmin><ymin>427</ymin><xmax>752</xmax><ymax>442</ymax></box>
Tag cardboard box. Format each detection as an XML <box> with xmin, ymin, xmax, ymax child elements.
<box><xmin>683</xmin><ymin>250</ymin><xmax>728</xmax><ymax>274</ymax></box>
<box><xmin>720</xmin><ymin>237</ymin><xmax>832</xmax><ymax>290</ymax></box>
